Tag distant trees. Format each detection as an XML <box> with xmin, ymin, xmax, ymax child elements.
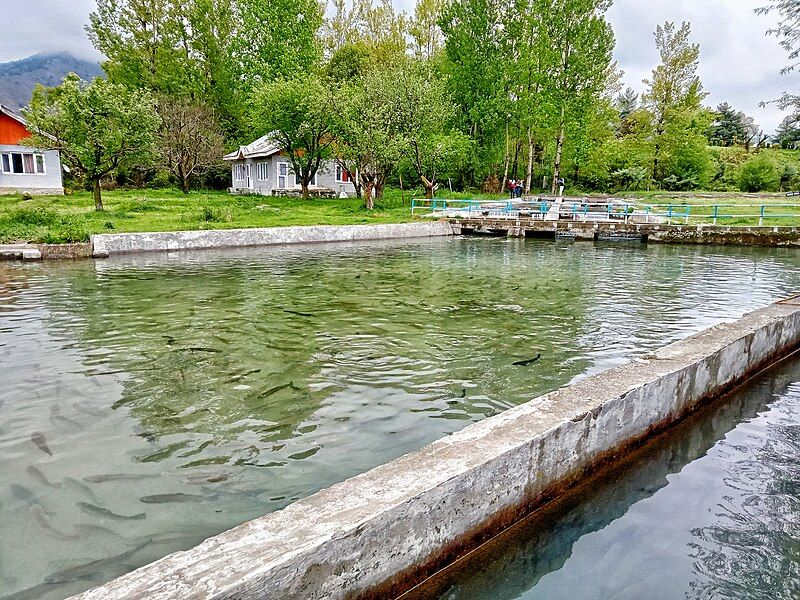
<box><xmin>24</xmin><ymin>75</ymin><xmax>160</xmax><ymax>210</ymax></box>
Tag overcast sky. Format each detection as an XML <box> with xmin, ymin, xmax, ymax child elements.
<box><xmin>2</xmin><ymin>0</ymin><xmax>798</xmax><ymax>132</ymax></box>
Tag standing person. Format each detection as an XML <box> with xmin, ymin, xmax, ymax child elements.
<box><xmin>558</xmin><ymin>177</ymin><xmax>565</xmax><ymax>197</ymax></box>
<box><xmin>514</xmin><ymin>180</ymin><xmax>523</xmax><ymax>198</ymax></box>
<box><xmin>508</xmin><ymin>178</ymin><xmax>516</xmax><ymax>198</ymax></box>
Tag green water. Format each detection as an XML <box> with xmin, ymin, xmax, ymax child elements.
<box><xmin>0</xmin><ymin>237</ymin><xmax>798</xmax><ymax>598</ymax></box>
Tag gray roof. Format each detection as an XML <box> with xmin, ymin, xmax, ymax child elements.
<box><xmin>223</xmin><ymin>133</ymin><xmax>281</xmax><ymax>161</ymax></box>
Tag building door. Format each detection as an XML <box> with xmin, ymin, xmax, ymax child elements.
<box><xmin>246</xmin><ymin>164</ymin><xmax>252</xmax><ymax>188</ymax></box>
<box><xmin>278</xmin><ymin>162</ymin><xmax>289</xmax><ymax>189</ymax></box>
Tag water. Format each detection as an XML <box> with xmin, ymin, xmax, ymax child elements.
<box><xmin>407</xmin><ymin>355</ymin><xmax>800</xmax><ymax>600</ymax></box>
<box><xmin>0</xmin><ymin>237</ymin><xmax>797</xmax><ymax>598</ymax></box>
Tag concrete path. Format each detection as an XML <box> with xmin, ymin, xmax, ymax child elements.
<box><xmin>0</xmin><ymin>244</ymin><xmax>41</xmax><ymax>260</ymax></box>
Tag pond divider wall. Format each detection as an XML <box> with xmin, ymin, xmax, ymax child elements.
<box><xmin>71</xmin><ymin>297</ymin><xmax>800</xmax><ymax>600</ymax></box>
<box><xmin>91</xmin><ymin>221</ymin><xmax>456</xmax><ymax>257</ymax></box>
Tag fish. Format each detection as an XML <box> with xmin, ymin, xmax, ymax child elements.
<box><xmin>139</xmin><ymin>493</ymin><xmax>211</xmax><ymax>504</ymax></box>
<box><xmin>30</xmin><ymin>505</ymin><xmax>80</xmax><ymax>540</ymax></box>
<box><xmin>0</xmin><ymin>581</ymin><xmax>68</xmax><ymax>600</ymax></box>
<box><xmin>44</xmin><ymin>538</ymin><xmax>152</xmax><ymax>584</ymax></box>
<box><xmin>77</xmin><ymin>502</ymin><xmax>146</xmax><ymax>521</ymax></box>
<box><xmin>49</xmin><ymin>405</ymin><xmax>84</xmax><ymax>431</ymax></box>
<box><xmin>254</xmin><ymin>381</ymin><xmax>298</xmax><ymax>400</ymax></box>
<box><xmin>26</xmin><ymin>465</ymin><xmax>61</xmax><ymax>488</ymax></box>
<box><xmin>72</xmin><ymin>402</ymin><xmax>106</xmax><ymax>417</ymax></box>
<box><xmin>30</xmin><ymin>432</ymin><xmax>52</xmax><ymax>456</ymax></box>
<box><xmin>83</xmin><ymin>473</ymin><xmax>158</xmax><ymax>484</ymax></box>
<box><xmin>513</xmin><ymin>353</ymin><xmax>542</xmax><ymax>366</ymax></box>
<box><xmin>161</xmin><ymin>334</ymin><xmax>175</xmax><ymax>346</ymax></box>
<box><xmin>64</xmin><ymin>477</ymin><xmax>100</xmax><ymax>503</ymax></box>
<box><xmin>459</xmin><ymin>388</ymin><xmax>467</xmax><ymax>398</ymax></box>
<box><xmin>184</xmin><ymin>347</ymin><xmax>222</xmax><ymax>353</ymax></box>
<box><xmin>9</xmin><ymin>484</ymin><xmax>36</xmax><ymax>503</ymax></box>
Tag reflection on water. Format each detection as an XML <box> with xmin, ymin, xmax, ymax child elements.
<box><xmin>0</xmin><ymin>237</ymin><xmax>798</xmax><ymax>598</ymax></box>
<box><xmin>408</xmin><ymin>357</ymin><xmax>800</xmax><ymax>600</ymax></box>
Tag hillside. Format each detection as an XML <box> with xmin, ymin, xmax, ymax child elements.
<box><xmin>0</xmin><ymin>52</ymin><xmax>103</xmax><ymax>110</ymax></box>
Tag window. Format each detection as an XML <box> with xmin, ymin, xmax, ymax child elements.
<box><xmin>335</xmin><ymin>164</ymin><xmax>350</xmax><ymax>183</ymax></box>
<box><xmin>294</xmin><ymin>170</ymin><xmax>316</xmax><ymax>186</ymax></box>
<box><xmin>257</xmin><ymin>162</ymin><xmax>268</xmax><ymax>181</ymax></box>
<box><xmin>0</xmin><ymin>152</ymin><xmax>46</xmax><ymax>175</ymax></box>
<box><xmin>234</xmin><ymin>164</ymin><xmax>245</xmax><ymax>181</ymax></box>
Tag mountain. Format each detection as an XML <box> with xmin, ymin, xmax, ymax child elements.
<box><xmin>0</xmin><ymin>52</ymin><xmax>104</xmax><ymax>111</ymax></box>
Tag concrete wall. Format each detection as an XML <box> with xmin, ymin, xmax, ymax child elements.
<box><xmin>70</xmin><ymin>297</ymin><xmax>800</xmax><ymax>600</ymax></box>
<box><xmin>229</xmin><ymin>156</ymin><xmax>357</xmax><ymax>197</ymax></box>
<box><xmin>454</xmin><ymin>218</ymin><xmax>800</xmax><ymax>247</ymax></box>
<box><xmin>0</xmin><ymin>145</ymin><xmax>63</xmax><ymax>195</ymax></box>
<box><xmin>91</xmin><ymin>221</ymin><xmax>455</xmax><ymax>257</ymax></box>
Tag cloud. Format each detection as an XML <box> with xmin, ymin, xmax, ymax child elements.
<box><xmin>2</xmin><ymin>0</ymin><xmax>798</xmax><ymax>131</ymax></box>
<box><xmin>0</xmin><ymin>0</ymin><xmax>101</xmax><ymax>63</ymax></box>
<box><xmin>608</xmin><ymin>0</ymin><xmax>800</xmax><ymax>132</ymax></box>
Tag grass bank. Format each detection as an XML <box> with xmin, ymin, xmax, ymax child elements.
<box><xmin>0</xmin><ymin>189</ymin><xmax>416</xmax><ymax>244</ymax></box>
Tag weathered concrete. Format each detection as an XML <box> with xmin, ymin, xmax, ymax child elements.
<box><xmin>91</xmin><ymin>221</ymin><xmax>455</xmax><ymax>257</ymax></box>
<box><xmin>0</xmin><ymin>243</ymin><xmax>41</xmax><ymax>260</ymax></box>
<box><xmin>452</xmin><ymin>218</ymin><xmax>800</xmax><ymax>247</ymax></box>
<box><xmin>70</xmin><ymin>296</ymin><xmax>800</xmax><ymax>600</ymax></box>
<box><xmin>33</xmin><ymin>242</ymin><xmax>93</xmax><ymax>260</ymax></box>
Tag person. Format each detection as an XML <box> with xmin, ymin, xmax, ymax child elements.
<box><xmin>514</xmin><ymin>181</ymin><xmax>523</xmax><ymax>198</ymax></box>
<box><xmin>507</xmin><ymin>178</ymin><xmax>516</xmax><ymax>198</ymax></box>
<box><xmin>557</xmin><ymin>177</ymin><xmax>565</xmax><ymax>197</ymax></box>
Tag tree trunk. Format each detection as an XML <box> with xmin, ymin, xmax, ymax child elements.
<box><xmin>178</xmin><ymin>164</ymin><xmax>190</xmax><ymax>194</ymax></box>
<box><xmin>363</xmin><ymin>181</ymin><xmax>375</xmax><ymax>210</ymax></box>
<box><xmin>524</xmin><ymin>127</ymin><xmax>534</xmax><ymax>194</ymax></box>
<box><xmin>551</xmin><ymin>104</ymin><xmax>566</xmax><ymax>195</ymax></box>
<box><xmin>92</xmin><ymin>177</ymin><xmax>104</xmax><ymax>211</ymax></box>
<box><xmin>302</xmin><ymin>180</ymin><xmax>310</xmax><ymax>200</ymax></box>
<box><xmin>501</xmin><ymin>120</ymin><xmax>510</xmax><ymax>194</ymax></box>
<box><xmin>421</xmin><ymin>176</ymin><xmax>435</xmax><ymax>199</ymax></box>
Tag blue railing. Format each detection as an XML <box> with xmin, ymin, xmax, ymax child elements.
<box><xmin>412</xmin><ymin>198</ymin><xmax>800</xmax><ymax>225</ymax></box>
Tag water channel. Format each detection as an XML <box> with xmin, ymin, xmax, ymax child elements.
<box><xmin>0</xmin><ymin>237</ymin><xmax>798</xmax><ymax>598</ymax></box>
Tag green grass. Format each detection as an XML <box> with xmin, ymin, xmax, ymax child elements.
<box><xmin>0</xmin><ymin>188</ymin><xmax>419</xmax><ymax>244</ymax></box>
<box><xmin>1</xmin><ymin>188</ymin><xmax>798</xmax><ymax>244</ymax></box>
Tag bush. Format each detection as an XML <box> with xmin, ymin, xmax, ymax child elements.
<box><xmin>6</xmin><ymin>207</ymin><xmax>59</xmax><ymax>226</ymax></box>
<box><xmin>739</xmin><ymin>153</ymin><xmax>780</xmax><ymax>192</ymax></box>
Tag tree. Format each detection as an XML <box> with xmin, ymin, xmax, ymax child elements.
<box><xmin>24</xmin><ymin>75</ymin><xmax>160</xmax><ymax>211</ymax></box>
<box><xmin>410</xmin><ymin>0</ymin><xmax>445</xmax><ymax>60</ymax></box>
<box><xmin>775</xmin><ymin>113</ymin><xmax>800</xmax><ymax>148</ymax></box>
<box><xmin>756</xmin><ymin>0</ymin><xmax>800</xmax><ymax>73</ymax></box>
<box><xmin>250</xmin><ymin>77</ymin><xmax>334</xmax><ymax>199</ymax></box>
<box><xmin>709</xmin><ymin>102</ymin><xmax>748</xmax><ymax>146</ymax></box>
<box><xmin>158</xmin><ymin>97</ymin><xmax>226</xmax><ymax>193</ymax></box>
<box><xmin>641</xmin><ymin>21</ymin><xmax>708</xmax><ymax>185</ymax></box>
<box><xmin>615</xmin><ymin>87</ymin><xmax>638</xmax><ymax>121</ymax></box>
<box><xmin>382</xmin><ymin>61</ymin><xmax>472</xmax><ymax>198</ymax></box>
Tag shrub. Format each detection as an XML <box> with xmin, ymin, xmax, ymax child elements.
<box><xmin>739</xmin><ymin>154</ymin><xmax>780</xmax><ymax>192</ymax></box>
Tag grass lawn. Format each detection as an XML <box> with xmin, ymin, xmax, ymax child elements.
<box><xmin>1</xmin><ymin>188</ymin><xmax>798</xmax><ymax>244</ymax></box>
<box><xmin>0</xmin><ymin>188</ymin><xmax>419</xmax><ymax>244</ymax></box>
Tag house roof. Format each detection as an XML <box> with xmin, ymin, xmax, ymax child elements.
<box><xmin>0</xmin><ymin>104</ymin><xmax>27</xmax><ymax>126</ymax></box>
<box><xmin>223</xmin><ymin>133</ymin><xmax>281</xmax><ymax>161</ymax></box>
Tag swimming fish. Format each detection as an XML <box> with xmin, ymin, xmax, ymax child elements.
<box><xmin>512</xmin><ymin>353</ymin><xmax>542</xmax><ymax>367</ymax></box>
<box><xmin>64</xmin><ymin>477</ymin><xmax>100</xmax><ymax>503</ymax></box>
<box><xmin>77</xmin><ymin>502</ymin><xmax>146</xmax><ymax>521</ymax></box>
<box><xmin>30</xmin><ymin>432</ymin><xmax>52</xmax><ymax>456</ymax></box>
<box><xmin>30</xmin><ymin>505</ymin><xmax>80</xmax><ymax>540</ymax></box>
<box><xmin>26</xmin><ymin>465</ymin><xmax>61</xmax><ymax>488</ymax></box>
<box><xmin>44</xmin><ymin>538</ymin><xmax>152</xmax><ymax>584</ymax></box>
<box><xmin>83</xmin><ymin>473</ymin><xmax>158</xmax><ymax>484</ymax></box>
<box><xmin>49</xmin><ymin>405</ymin><xmax>83</xmax><ymax>431</ymax></box>
<box><xmin>9</xmin><ymin>484</ymin><xmax>36</xmax><ymax>503</ymax></box>
<box><xmin>139</xmin><ymin>493</ymin><xmax>210</xmax><ymax>504</ymax></box>
<box><xmin>283</xmin><ymin>309</ymin><xmax>314</xmax><ymax>317</ymax></box>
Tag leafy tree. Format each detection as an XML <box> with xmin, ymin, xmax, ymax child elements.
<box><xmin>233</xmin><ymin>0</ymin><xmax>323</xmax><ymax>97</ymax></box>
<box><xmin>739</xmin><ymin>152</ymin><xmax>780</xmax><ymax>192</ymax></box>
<box><xmin>158</xmin><ymin>97</ymin><xmax>226</xmax><ymax>193</ymax></box>
<box><xmin>641</xmin><ymin>21</ymin><xmax>709</xmax><ymax>186</ymax></box>
<box><xmin>410</xmin><ymin>0</ymin><xmax>445</xmax><ymax>60</ymax></box>
<box><xmin>775</xmin><ymin>113</ymin><xmax>800</xmax><ymax>148</ymax></box>
<box><xmin>756</xmin><ymin>0</ymin><xmax>800</xmax><ymax>73</ymax></box>
<box><xmin>24</xmin><ymin>75</ymin><xmax>160</xmax><ymax>211</ymax></box>
<box><xmin>250</xmin><ymin>77</ymin><xmax>334</xmax><ymax>199</ymax></box>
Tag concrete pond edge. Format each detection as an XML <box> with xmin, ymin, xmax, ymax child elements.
<box><xmin>69</xmin><ymin>296</ymin><xmax>800</xmax><ymax>600</ymax></box>
<box><xmin>90</xmin><ymin>221</ymin><xmax>457</xmax><ymax>257</ymax></box>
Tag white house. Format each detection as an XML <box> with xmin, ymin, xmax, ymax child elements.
<box><xmin>0</xmin><ymin>104</ymin><xmax>64</xmax><ymax>195</ymax></box>
<box><xmin>223</xmin><ymin>134</ymin><xmax>357</xmax><ymax>197</ymax></box>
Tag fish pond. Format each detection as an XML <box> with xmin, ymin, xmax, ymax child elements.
<box><xmin>0</xmin><ymin>237</ymin><xmax>798</xmax><ymax>598</ymax></box>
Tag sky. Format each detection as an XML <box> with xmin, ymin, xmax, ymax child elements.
<box><xmin>1</xmin><ymin>0</ymin><xmax>798</xmax><ymax>132</ymax></box>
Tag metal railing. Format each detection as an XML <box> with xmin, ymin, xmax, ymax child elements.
<box><xmin>412</xmin><ymin>198</ymin><xmax>800</xmax><ymax>226</ymax></box>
